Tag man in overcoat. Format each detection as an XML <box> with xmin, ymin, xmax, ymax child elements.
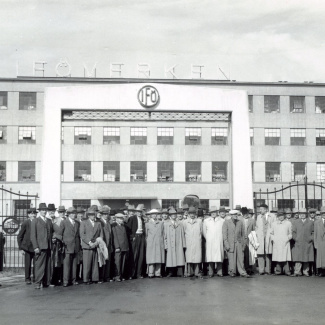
<box><xmin>80</xmin><ymin>207</ymin><xmax>103</xmax><ymax>284</ymax></box>
<box><xmin>313</xmin><ymin>206</ymin><xmax>325</xmax><ymax>276</ymax></box>
<box><xmin>30</xmin><ymin>203</ymin><xmax>53</xmax><ymax>289</ymax></box>
<box><xmin>255</xmin><ymin>204</ymin><xmax>276</xmax><ymax>275</ymax></box>
<box><xmin>17</xmin><ymin>207</ymin><xmax>37</xmax><ymax>284</ymax></box>
<box><xmin>58</xmin><ymin>207</ymin><xmax>80</xmax><ymax>286</ymax></box>
<box><xmin>164</xmin><ymin>208</ymin><xmax>186</xmax><ymax>277</ymax></box>
<box><xmin>183</xmin><ymin>207</ymin><xmax>203</xmax><ymax>278</ymax></box>
<box><xmin>222</xmin><ymin>210</ymin><xmax>250</xmax><ymax>277</ymax></box>
<box><xmin>270</xmin><ymin>210</ymin><xmax>292</xmax><ymax>275</ymax></box>
<box><xmin>291</xmin><ymin>208</ymin><xmax>314</xmax><ymax>277</ymax></box>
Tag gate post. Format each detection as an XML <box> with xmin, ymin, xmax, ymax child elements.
<box><xmin>304</xmin><ymin>176</ymin><xmax>308</xmax><ymax>209</ymax></box>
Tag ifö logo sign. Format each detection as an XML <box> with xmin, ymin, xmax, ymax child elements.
<box><xmin>138</xmin><ymin>86</ymin><xmax>160</xmax><ymax>108</ymax></box>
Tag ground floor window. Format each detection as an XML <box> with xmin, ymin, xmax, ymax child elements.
<box><xmin>220</xmin><ymin>199</ymin><xmax>229</xmax><ymax>207</ymax></box>
<box><xmin>162</xmin><ymin>199</ymin><xmax>179</xmax><ymax>209</ymax></box>
<box><xmin>14</xmin><ymin>200</ymin><xmax>31</xmax><ymax>217</ymax></box>
<box><xmin>307</xmin><ymin>199</ymin><xmax>322</xmax><ymax>210</ymax></box>
<box><xmin>73</xmin><ymin>200</ymin><xmax>91</xmax><ymax>210</ymax></box>
<box><xmin>277</xmin><ymin>199</ymin><xmax>295</xmax><ymax>209</ymax></box>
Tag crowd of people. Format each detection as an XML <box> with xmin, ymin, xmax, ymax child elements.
<box><xmin>16</xmin><ymin>202</ymin><xmax>325</xmax><ymax>289</ymax></box>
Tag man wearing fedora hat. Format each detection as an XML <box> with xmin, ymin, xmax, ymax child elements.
<box><xmin>314</xmin><ymin>207</ymin><xmax>325</xmax><ymax>276</ymax></box>
<box><xmin>291</xmin><ymin>208</ymin><xmax>314</xmax><ymax>276</ymax></box>
<box><xmin>17</xmin><ymin>207</ymin><xmax>37</xmax><ymax>284</ymax></box>
<box><xmin>30</xmin><ymin>203</ymin><xmax>53</xmax><ymax>289</ymax></box>
<box><xmin>58</xmin><ymin>207</ymin><xmax>80</xmax><ymax>286</ymax></box>
<box><xmin>57</xmin><ymin>206</ymin><xmax>66</xmax><ymax>220</ymax></box>
<box><xmin>80</xmin><ymin>207</ymin><xmax>103</xmax><ymax>284</ymax></box>
<box><xmin>126</xmin><ymin>204</ymin><xmax>146</xmax><ymax>279</ymax></box>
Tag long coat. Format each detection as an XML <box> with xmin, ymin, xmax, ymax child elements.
<box><xmin>17</xmin><ymin>219</ymin><xmax>34</xmax><ymax>252</ymax></box>
<box><xmin>183</xmin><ymin>218</ymin><xmax>202</xmax><ymax>263</ymax></box>
<box><xmin>203</xmin><ymin>217</ymin><xmax>224</xmax><ymax>262</ymax></box>
<box><xmin>222</xmin><ymin>219</ymin><xmax>246</xmax><ymax>253</ymax></box>
<box><xmin>30</xmin><ymin>217</ymin><xmax>53</xmax><ymax>250</ymax></box>
<box><xmin>99</xmin><ymin>219</ymin><xmax>113</xmax><ymax>255</ymax></box>
<box><xmin>164</xmin><ymin>221</ymin><xmax>186</xmax><ymax>267</ymax></box>
<box><xmin>314</xmin><ymin>219</ymin><xmax>325</xmax><ymax>268</ymax></box>
<box><xmin>52</xmin><ymin>218</ymin><xmax>64</xmax><ymax>267</ymax></box>
<box><xmin>145</xmin><ymin>220</ymin><xmax>165</xmax><ymax>264</ymax></box>
<box><xmin>80</xmin><ymin>219</ymin><xmax>103</xmax><ymax>250</ymax></box>
<box><xmin>291</xmin><ymin>219</ymin><xmax>314</xmax><ymax>262</ymax></box>
<box><xmin>270</xmin><ymin>220</ymin><xmax>292</xmax><ymax>262</ymax></box>
<box><xmin>58</xmin><ymin>218</ymin><xmax>80</xmax><ymax>254</ymax></box>
<box><xmin>256</xmin><ymin>213</ymin><xmax>276</xmax><ymax>255</ymax></box>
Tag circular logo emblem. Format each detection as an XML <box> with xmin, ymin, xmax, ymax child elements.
<box><xmin>2</xmin><ymin>218</ymin><xmax>20</xmax><ymax>235</ymax></box>
<box><xmin>138</xmin><ymin>85</ymin><xmax>159</xmax><ymax>108</ymax></box>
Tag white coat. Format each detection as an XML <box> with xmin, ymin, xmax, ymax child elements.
<box><xmin>203</xmin><ymin>217</ymin><xmax>224</xmax><ymax>262</ymax></box>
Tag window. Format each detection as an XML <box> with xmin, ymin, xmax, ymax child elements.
<box><xmin>0</xmin><ymin>92</ymin><xmax>8</xmax><ymax>109</ymax></box>
<box><xmin>157</xmin><ymin>128</ymin><xmax>173</xmax><ymax>145</ymax></box>
<box><xmin>251</xmin><ymin>162</ymin><xmax>254</xmax><ymax>181</ymax></box>
<box><xmin>74</xmin><ymin>161</ymin><xmax>91</xmax><ymax>182</ymax></box>
<box><xmin>248</xmin><ymin>95</ymin><xmax>253</xmax><ymax>113</ymax></box>
<box><xmin>220</xmin><ymin>199</ymin><xmax>229</xmax><ymax>207</ymax></box>
<box><xmin>130</xmin><ymin>161</ymin><xmax>147</xmax><ymax>182</ymax></box>
<box><xmin>317</xmin><ymin>163</ymin><xmax>325</xmax><ymax>182</ymax></box>
<box><xmin>250</xmin><ymin>128</ymin><xmax>254</xmax><ymax>145</ymax></box>
<box><xmin>131</xmin><ymin>128</ymin><xmax>147</xmax><ymax>145</ymax></box>
<box><xmin>185</xmin><ymin>128</ymin><xmax>201</xmax><ymax>145</ymax></box>
<box><xmin>291</xmin><ymin>162</ymin><xmax>306</xmax><ymax>181</ymax></box>
<box><xmin>103</xmin><ymin>127</ymin><xmax>120</xmax><ymax>144</ymax></box>
<box><xmin>18</xmin><ymin>161</ymin><xmax>36</xmax><ymax>182</ymax></box>
<box><xmin>211</xmin><ymin>128</ymin><xmax>228</xmax><ymax>145</ymax></box>
<box><xmin>61</xmin><ymin>161</ymin><xmax>64</xmax><ymax>182</ymax></box>
<box><xmin>61</xmin><ymin>127</ymin><xmax>64</xmax><ymax>144</ymax></box>
<box><xmin>14</xmin><ymin>200</ymin><xmax>32</xmax><ymax>217</ymax></box>
<box><xmin>316</xmin><ymin>129</ymin><xmax>325</xmax><ymax>146</ymax></box>
<box><xmin>265</xmin><ymin>128</ymin><xmax>280</xmax><ymax>145</ymax></box>
<box><xmin>290</xmin><ymin>129</ymin><xmax>306</xmax><ymax>146</ymax></box>
<box><xmin>315</xmin><ymin>97</ymin><xmax>325</xmax><ymax>113</ymax></box>
<box><xmin>307</xmin><ymin>199</ymin><xmax>322</xmax><ymax>210</ymax></box>
<box><xmin>0</xmin><ymin>161</ymin><xmax>6</xmax><ymax>181</ymax></box>
<box><xmin>265</xmin><ymin>162</ymin><xmax>281</xmax><ymax>182</ymax></box>
<box><xmin>158</xmin><ymin>162</ymin><xmax>173</xmax><ymax>182</ymax></box>
<box><xmin>0</xmin><ymin>126</ymin><xmax>7</xmax><ymax>144</ymax></box>
<box><xmin>264</xmin><ymin>95</ymin><xmax>280</xmax><ymax>113</ymax></box>
<box><xmin>212</xmin><ymin>162</ymin><xmax>227</xmax><ymax>182</ymax></box>
<box><xmin>200</xmin><ymin>199</ymin><xmax>209</xmax><ymax>210</ymax></box>
<box><xmin>18</xmin><ymin>126</ymin><xmax>36</xmax><ymax>144</ymax></box>
<box><xmin>290</xmin><ymin>96</ymin><xmax>305</xmax><ymax>113</ymax></box>
<box><xmin>103</xmin><ymin>161</ymin><xmax>120</xmax><ymax>182</ymax></box>
<box><xmin>186</xmin><ymin>162</ymin><xmax>201</xmax><ymax>182</ymax></box>
<box><xmin>277</xmin><ymin>199</ymin><xmax>295</xmax><ymax>209</ymax></box>
<box><xmin>74</xmin><ymin>127</ymin><xmax>91</xmax><ymax>144</ymax></box>
<box><xmin>73</xmin><ymin>200</ymin><xmax>91</xmax><ymax>211</ymax></box>
<box><xmin>19</xmin><ymin>92</ymin><xmax>36</xmax><ymax>110</ymax></box>
<box><xmin>162</xmin><ymin>199</ymin><xmax>179</xmax><ymax>209</ymax></box>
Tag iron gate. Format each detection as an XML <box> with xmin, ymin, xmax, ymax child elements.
<box><xmin>0</xmin><ymin>185</ymin><xmax>39</xmax><ymax>270</ymax></box>
<box><xmin>253</xmin><ymin>177</ymin><xmax>325</xmax><ymax>213</ymax></box>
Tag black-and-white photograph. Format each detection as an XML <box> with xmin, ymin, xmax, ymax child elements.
<box><xmin>1</xmin><ymin>1</ymin><xmax>325</xmax><ymax>324</ymax></box>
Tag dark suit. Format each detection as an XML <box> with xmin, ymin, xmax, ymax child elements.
<box><xmin>98</xmin><ymin>219</ymin><xmax>112</xmax><ymax>282</ymax></box>
<box><xmin>30</xmin><ymin>217</ymin><xmax>53</xmax><ymax>286</ymax></box>
<box><xmin>59</xmin><ymin>218</ymin><xmax>80</xmax><ymax>285</ymax></box>
<box><xmin>126</xmin><ymin>215</ymin><xmax>145</xmax><ymax>278</ymax></box>
<box><xmin>112</xmin><ymin>223</ymin><xmax>129</xmax><ymax>280</ymax></box>
<box><xmin>241</xmin><ymin>217</ymin><xmax>256</xmax><ymax>273</ymax></box>
<box><xmin>80</xmin><ymin>219</ymin><xmax>103</xmax><ymax>283</ymax></box>
<box><xmin>17</xmin><ymin>219</ymin><xmax>35</xmax><ymax>282</ymax></box>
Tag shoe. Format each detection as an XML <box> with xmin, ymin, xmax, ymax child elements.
<box><xmin>116</xmin><ymin>279</ymin><xmax>121</xmax><ymax>282</ymax></box>
<box><xmin>303</xmin><ymin>274</ymin><xmax>310</xmax><ymax>277</ymax></box>
<box><xmin>84</xmin><ymin>281</ymin><xmax>91</xmax><ymax>285</ymax></box>
<box><xmin>128</xmin><ymin>277</ymin><xmax>133</xmax><ymax>280</ymax></box>
<box><xmin>240</xmin><ymin>274</ymin><xmax>251</xmax><ymax>278</ymax></box>
<box><xmin>208</xmin><ymin>275</ymin><xmax>214</xmax><ymax>278</ymax></box>
<box><xmin>259</xmin><ymin>273</ymin><xmax>265</xmax><ymax>275</ymax></box>
<box><xmin>72</xmin><ymin>282</ymin><xmax>79</xmax><ymax>285</ymax></box>
<box><xmin>98</xmin><ymin>281</ymin><xmax>103</xmax><ymax>284</ymax></box>
<box><xmin>122</xmin><ymin>278</ymin><xmax>126</xmax><ymax>281</ymax></box>
<box><xmin>291</xmin><ymin>274</ymin><xmax>300</xmax><ymax>277</ymax></box>
<box><xmin>230</xmin><ymin>273</ymin><xmax>236</xmax><ymax>277</ymax></box>
<box><xmin>148</xmin><ymin>276</ymin><xmax>154</xmax><ymax>279</ymax></box>
<box><xmin>167</xmin><ymin>274</ymin><xmax>172</xmax><ymax>278</ymax></box>
<box><xmin>26</xmin><ymin>281</ymin><xmax>32</xmax><ymax>285</ymax></box>
<box><xmin>139</xmin><ymin>276</ymin><xmax>144</xmax><ymax>279</ymax></box>
<box><xmin>217</xmin><ymin>274</ymin><xmax>223</xmax><ymax>277</ymax></box>
<box><xmin>285</xmin><ymin>273</ymin><xmax>291</xmax><ymax>276</ymax></box>
<box><xmin>34</xmin><ymin>284</ymin><xmax>41</xmax><ymax>289</ymax></box>
<box><xmin>63</xmin><ymin>284</ymin><xmax>68</xmax><ymax>287</ymax></box>
<box><xmin>157</xmin><ymin>275</ymin><xmax>163</xmax><ymax>278</ymax></box>
<box><xmin>265</xmin><ymin>273</ymin><xmax>271</xmax><ymax>275</ymax></box>
<box><xmin>49</xmin><ymin>284</ymin><xmax>55</xmax><ymax>287</ymax></box>
<box><xmin>110</xmin><ymin>279</ymin><xmax>115</xmax><ymax>282</ymax></box>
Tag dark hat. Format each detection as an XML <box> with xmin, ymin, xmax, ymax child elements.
<box><xmin>188</xmin><ymin>207</ymin><xmax>196</xmax><ymax>214</ymax></box>
<box><xmin>169</xmin><ymin>208</ymin><xmax>177</xmax><ymax>215</ymax></box>
<box><xmin>277</xmin><ymin>209</ymin><xmax>285</xmax><ymax>216</ymax></box>
<box><xmin>176</xmin><ymin>208</ymin><xmax>183</xmax><ymax>214</ymax></box>
<box><xmin>76</xmin><ymin>207</ymin><xmax>85</xmax><ymax>213</ymax></box>
<box><xmin>218</xmin><ymin>206</ymin><xmax>226</xmax><ymax>213</ymax></box>
<box><xmin>182</xmin><ymin>204</ymin><xmax>189</xmax><ymax>211</ymax></box>
<box><xmin>270</xmin><ymin>207</ymin><xmax>278</xmax><ymax>213</ymax></box>
<box><xmin>66</xmin><ymin>207</ymin><xmax>77</xmax><ymax>215</ymax></box>
<box><xmin>37</xmin><ymin>203</ymin><xmax>48</xmax><ymax>211</ymax></box>
<box><xmin>235</xmin><ymin>205</ymin><xmax>241</xmax><ymax>211</ymax></box>
<box><xmin>161</xmin><ymin>209</ymin><xmax>168</xmax><ymax>214</ymax></box>
<box><xmin>90</xmin><ymin>205</ymin><xmax>99</xmax><ymax>212</ymax></box>
<box><xmin>248</xmin><ymin>209</ymin><xmax>254</xmax><ymax>215</ymax></box>
<box><xmin>298</xmin><ymin>208</ymin><xmax>307</xmax><ymax>214</ymax></box>
<box><xmin>99</xmin><ymin>205</ymin><xmax>111</xmax><ymax>214</ymax></box>
<box><xmin>48</xmin><ymin>203</ymin><xmax>56</xmax><ymax>211</ymax></box>
<box><xmin>259</xmin><ymin>204</ymin><xmax>268</xmax><ymax>209</ymax></box>
<box><xmin>309</xmin><ymin>208</ymin><xmax>317</xmax><ymax>213</ymax></box>
<box><xmin>57</xmin><ymin>206</ymin><xmax>66</xmax><ymax>213</ymax></box>
<box><xmin>27</xmin><ymin>208</ymin><xmax>37</xmax><ymax>214</ymax></box>
<box><xmin>110</xmin><ymin>209</ymin><xmax>117</xmax><ymax>216</ymax></box>
<box><xmin>115</xmin><ymin>213</ymin><xmax>125</xmax><ymax>219</ymax></box>
<box><xmin>241</xmin><ymin>207</ymin><xmax>249</xmax><ymax>215</ymax></box>
<box><xmin>284</xmin><ymin>208</ymin><xmax>292</xmax><ymax>214</ymax></box>
<box><xmin>86</xmin><ymin>206</ymin><xmax>97</xmax><ymax>215</ymax></box>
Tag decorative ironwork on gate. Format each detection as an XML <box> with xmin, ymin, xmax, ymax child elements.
<box><xmin>253</xmin><ymin>177</ymin><xmax>325</xmax><ymax>213</ymax></box>
<box><xmin>0</xmin><ymin>185</ymin><xmax>39</xmax><ymax>270</ymax></box>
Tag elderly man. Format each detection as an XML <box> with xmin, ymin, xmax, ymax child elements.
<box><xmin>292</xmin><ymin>208</ymin><xmax>300</xmax><ymax>220</ymax></box>
<box><xmin>176</xmin><ymin>208</ymin><xmax>184</xmax><ymax>223</ymax></box>
<box><xmin>30</xmin><ymin>203</ymin><xmax>53</xmax><ymax>289</ymax></box>
<box><xmin>291</xmin><ymin>208</ymin><xmax>314</xmax><ymax>277</ymax></box>
<box><xmin>164</xmin><ymin>208</ymin><xmax>186</xmax><ymax>277</ymax></box>
<box><xmin>183</xmin><ymin>207</ymin><xmax>203</xmax><ymax>278</ymax></box>
<box><xmin>126</xmin><ymin>204</ymin><xmax>146</xmax><ymax>279</ymax></box>
<box><xmin>203</xmin><ymin>206</ymin><xmax>224</xmax><ymax>277</ymax></box>
<box><xmin>314</xmin><ymin>207</ymin><xmax>325</xmax><ymax>276</ymax></box>
<box><xmin>57</xmin><ymin>206</ymin><xmax>66</xmax><ymax>220</ymax></box>
<box><xmin>58</xmin><ymin>207</ymin><xmax>80</xmax><ymax>287</ymax></box>
<box><xmin>270</xmin><ymin>210</ymin><xmax>292</xmax><ymax>276</ymax></box>
<box><xmin>255</xmin><ymin>204</ymin><xmax>276</xmax><ymax>275</ymax></box>
<box><xmin>145</xmin><ymin>209</ymin><xmax>165</xmax><ymax>278</ymax></box>
<box><xmin>80</xmin><ymin>207</ymin><xmax>103</xmax><ymax>284</ymax></box>
<box><xmin>223</xmin><ymin>210</ymin><xmax>250</xmax><ymax>277</ymax></box>
<box><xmin>309</xmin><ymin>208</ymin><xmax>317</xmax><ymax>222</ymax></box>
<box><xmin>112</xmin><ymin>213</ymin><xmax>129</xmax><ymax>282</ymax></box>
<box><xmin>17</xmin><ymin>208</ymin><xmax>37</xmax><ymax>284</ymax></box>
<box><xmin>97</xmin><ymin>205</ymin><xmax>113</xmax><ymax>283</ymax></box>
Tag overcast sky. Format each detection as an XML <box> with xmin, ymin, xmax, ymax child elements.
<box><xmin>1</xmin><ymin>0</ymin><xmax>325</xmax><ymax>82</ymax></box>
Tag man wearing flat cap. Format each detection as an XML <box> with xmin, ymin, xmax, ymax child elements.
<box><xmin>58</xmin><ymin>207</ymin><xmax>80</xmax><ymax>286</ymax></box>
<box><xmin>255</xmin><ymin>204</ymin><xmax>276</xmax><ymax>275</ymax></box>
<box><xmin>30</xmin><ymin>203</ymin><xmax>53</xmax><ymax>289</ymax></box>
<box><xmin>17</xmin><ymin>208</ymin><xmax>37</xmax><ymax>284</ymax></box>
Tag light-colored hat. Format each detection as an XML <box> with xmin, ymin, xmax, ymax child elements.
<box><xmin>128</xmin><ymin>205</ymin><xmax>136</xmax><ymax>211</ymax></box>
<box><xmin>99</xmin><ymin>205</ymin><xmax>110</xmax><ymax>214</ymax></box>
<box><xmin>57</xmin><ymin>206</ymin><xmax>66</xmax><ymax>213</ymax></box>
<box><xmin>115</xmin><ymin>213</ymin><xmax>125</xmax><ymax>219</ymax></box>
<box><xmin>298</xmin><ymin>208</ymin><xmax>307</xmax><ymax>214</ymax></box>
<box><xmin>169</xmin><ymin>208</ymin><xmax>177</xmax><ymax>215</ymax></box>
<box><xmin>135</xmin><ymin>204</ymin><xmax>145</xmax><ymax>212</ymax></box>
<box><xmin>292</xmin><ymin>208</ymin><xmax>299</xmax><ymax>214</ymax></box>
<box><xmin>188</xmin><ymin>207</ymin><xmax>196</xmax><ymax>213</ymax></box>
<box><xmin>147</xmin><ymin>209</ymin><xmax>159</xmax><ymax>215</ymax></box>
<box><xmin>229</xmin><ymin>210</ymin><xmax>239</xmax><ymax>215</ymax></box>
<box><xmin>66</xmin><ymin>207</ymin><xmax>77</xmax><ymax>214</ymax></box>
<box><xmin>284</xmin><ymin>208</ymin><xmax>292</xmax><ymax>214</ymax></box>
<box><xmin>209</xmin><ymin>206</ymin><xmax>219</xmax><ymax>213</ymax></box>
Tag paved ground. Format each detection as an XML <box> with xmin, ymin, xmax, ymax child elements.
<box><xmin>0</xmin><ymin>274</ymin><xmax>325</xmax><ymax>325</ymax></box>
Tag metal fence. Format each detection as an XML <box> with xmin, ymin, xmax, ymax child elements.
<box><xmin>0</xmin><ymin>185</ymin><xmax>39</xmax><ymax>270</ymax></box>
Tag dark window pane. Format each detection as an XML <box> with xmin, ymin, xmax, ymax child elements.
<box><xmin>74</xmin><ymin>127</ymin><xmax>91</xmax><ymax>145</ymax></box>
<box><xmin>18</xmin><ymin>161</ymin><xmax>35</xmax><ymax>182</ymax></box>
<box><xmin>103</xmin><ymin>161</ymin><xmax>120</xmax><ymax>182</ymax></box>
<box><xmin>277</xmin><ymin>199</ymin><xmax>295</xmax><ymax>209</ymax></box>
<box><xmin>212</xmin><ymin>162</ymin><xmax>227</xmax><ymax>181</ymax></box>
<box><xmin>162</xmin><ymin>199</ymin><xmax>179</xmax><ymax>209</ymax></box>
<box><xmin>265</xmin><ymin>162</ymin><xmax>281</xmax><ymax>182</ymax></box>
<box><xmin>130</xmin><ymin>161</ymin><xmax>147</xmax><ymax>182</ymax></box>
<box><xmin>0</xmin><ymin>126</ymin><xmax>7</xmax><ymax>144</ymax></box>
<box><xmin>19</xmin><ymin>92</ymin><xmax>36</xmax><ymax>110</ymax></box>
<box><xmin>158</xmin><ymin>162</ymin><xmax>173</xmax><ymax>182</ymax></box>
<box><xmin>73</xmin><ymin>200</ymin><xmax>91</xmax><ymax>210</ymax></box>
<box><xmin>264</xmin><ymin>95</ymin><xmax>280</xmax><ymax>113</ymax></box>
<box><xmin>0</xmin><ymin>161</ymin><xmax>6</xmax><ymax>181</ymax></box>
<box><xmin>315</xmin><ymin>96</ymin><xmax>325</xmax><ymax>113</ymax></box>
<box><xmin>74</xmin><ymin>161</ymin><xmax>91</xmax><ymax>182</ymax></box>
<box><xmin>248</xmin><ymin>95</ymin><xmax>253</xmax><ymax>113</ymax></box>
<box><xmin>220</xmin><ymin>199</ymin><xmax>229</xmax><ymax>207</ymax></box>
<box><xmin>290</xmin><ymin>96</ymin><xmax>305</xmax><ymax>113</ymax></box>
<box><xmin>185</xmin><ymin>162</ymin><xmax>201</xmax><ymax>182</ymax></box>
<box><xmin>0</xmin><ymin>92</ymin><xmax>8</xmax><ymax>109</ymax></box>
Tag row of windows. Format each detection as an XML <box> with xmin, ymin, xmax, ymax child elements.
<box><xmin>0</xmin><ymin>92</ymin><xmax>36</xmax><ymax>110</ymax></box>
